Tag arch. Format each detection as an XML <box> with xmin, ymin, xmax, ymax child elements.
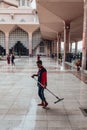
<box><xmin>0</xmin><ymin>31</ymin><xmax>5</xmax><ymax>55</ymax></box>
<box><xmin>32</xmin><ymin>29</ymin><xmax>42</xmax><ymax>50</ymax></box>
<box><xmin>10</xmin><ymin>41</ymin><xmax>29</xmax><ymax>56</ymax></box>
<box><xmin>9</xmin><ymin>26</ymin><xmax>29</xmax><ymax>55</ymax></box>
<box><xmin>0</xmin><ymin>31</ymin><xmax>5</xmax><ymax>48</ymax></box>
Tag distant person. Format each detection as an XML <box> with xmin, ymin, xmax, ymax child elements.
<box><xmin>7</xmin><ymin>54</ymin><xmax>10</xmax><ymax>65</ymax></box>
<box><xmin>37</xmin><ymin>55</ymin><xmax>40</xmax><ymax>61</ymax></box>
<box><xmin>60</xmin><ymin>55</ymin><xmax>62</xmax><ymax>62</ymax></box>
<box><xmin>11</xmin><ymin>53</ymin><xmax>15</xmax><ymax>65</ymax></box>
<box><xmin>51</xmin><ymin>54</ymin><xmax>54</xmax><ymax>58</ymax></box>
<box><xmin>76</xmin><ymin>59</ymin><xmax>81</xmax><ymax>71</ymax></box>
<box><xmin>32</xmin><ymin>60</ymin><xmax>48</xmax><ymax>108</ymax></box>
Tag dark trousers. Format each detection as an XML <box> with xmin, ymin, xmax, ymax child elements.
<box><xmin>11</xmin><ymin>60</ymin><xmax>15</xmax><ymax>65</ymax></box>
<box><xmin>38</xmin><ymin>86</ymin><xmax>46</xmax><ymax>101</ymax></box>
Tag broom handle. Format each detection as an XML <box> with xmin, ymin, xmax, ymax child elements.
<box><xmin>33</xmin><ymin>77</ymin><xmax>60</xmax><ymax>99</ymax></box>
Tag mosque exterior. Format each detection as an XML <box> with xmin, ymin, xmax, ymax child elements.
<box><xmin>0</xmin><ymin>0</ymin><xmax>51</xmax><ymax>56</ymax></box>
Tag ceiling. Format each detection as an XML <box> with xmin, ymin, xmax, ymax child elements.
<box><xmin>36</xmin><ymin>0</ymin><xmax>84</xmax><ymax>42</ymax></box>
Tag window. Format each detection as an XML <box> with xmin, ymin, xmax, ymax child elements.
<box><xmin>39</xmin><ymin>42</ymin><xmax>44</xmax><ymax>53</ymax></box>
<box><xmin>22</xmin><ymin>0</ymin><xmax>25</xmax><ymax>6</ymax></box>
<box><xmin>20</xmin><ymin>19</ymin><xmax>25</xmax><ymax>22</ymax></box>
<box><xmin>32</xmin><ymin>29</ymin><xmax>42</xmax><ymax>49</ymax></box>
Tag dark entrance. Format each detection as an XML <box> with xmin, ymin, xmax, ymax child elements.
<box><xmin>0</xmin><ymin>45</ymin><xmax>5</xmax><ymax>55</ymax></box>
<box><xmin>10</xmin><ymin>41</ymin><xmax>29</xmax><ymax>56</ymax></box>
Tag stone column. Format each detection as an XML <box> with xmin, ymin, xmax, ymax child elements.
<box><xmin>5</xmin><ymin>33</ymin><xmax>9</xmax><ymax>55</ymax></box>
<box><xmin>82</xmin><ymin>0</ymin><xmax>87</xmax><ymax>70</ymax></box>
<box><xmin>50</xmin><ymin>41</ymin><xmax>52</xmax><ymax>56</ymax></box>
<box><xmin>28</xmin><ymin>0</ymin><xmax>31</xmax><ymax>6</ymax></box>
<box><xmin>57</xmin><ymin>33</ymin><xmax>61</xmax><ymax>59</ymax></box>
<box><xmin>69</xmin><ymin>42</ymin><xmax>72</xmax><ymax>53</ymax></box>
<box><xmin>58</xmin><ymin>33</ymin><xmax>61</xmax><ymax>54</ymax></box>
<box><xmin>20</xmin><ymin>0</ymin><xmax>22</xmax><ymax>6</ymax></box>
<box><xmin>25</xmin><ymin>0</ymin><xmax>27</xmax><ymax>6</ymax></box>
<box><xmin>51</xmin><ymin>41</ymin><xmax>54</xmax><ymax>54</ymax></box>
<box><xmin>75</xmin><ymin>42</ymin><xmax>78</xmax><ymax>54</ymax></box>
<box><xmin>64</xmin><ymin>22</ymin><xmax>70</xmax><ymax>61</ymax></box>
<box><xmin>28</xmin><ymin>32</ymin><xmax>33</xmax><ymax>56</ymax></box>
<box><xmin>18</xmin><ymin>0</ymin><xmax>20</xmax><ymax>6</ymax></box>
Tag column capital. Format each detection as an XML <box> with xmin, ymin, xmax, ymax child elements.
<box><xmin>57</xmin><ymin>33</ymin><xmax>61</xmax><ymax>41</ymax></box>
<box><xmin>58</xmin><ymin>33</ymin><xmax>61</xmax><ymax>38</ymax></box>
<box><xmin>5</xmin><ymin>33</ymin><xmax>9</xmax><ymax>37</ymax></box>
<box><xmin>28</xmin><ymin>32</ymin><xmax>32</xmax><ymax>36</ymax></box>
<box><xmin>64</xmin><ymin>22</ymin><xmax>70</xmax><ymax>30</ymax></box>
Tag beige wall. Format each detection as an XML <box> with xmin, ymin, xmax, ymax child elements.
<box><xmin>0</xmin><ymin>8</ymin><xmax>38</xmax><ymax>24</ymax></box>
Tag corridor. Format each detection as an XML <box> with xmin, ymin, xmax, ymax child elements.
<box><xmin>0</xmin><ymin>57</ymin><xmax>87</xmax><ymax>130</ymax></box>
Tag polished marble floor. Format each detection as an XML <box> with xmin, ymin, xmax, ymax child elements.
<box><xmin>0</xmin><ymin>57</ymin><xmax>87</xmax><ymax>130</ymax></box>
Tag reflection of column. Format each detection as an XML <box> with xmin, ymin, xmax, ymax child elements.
<box><xmin>28</xmin><ymin>32</ymin><xmax>32</xmax><ymax>56</ymax></box>
<box><xmin>64</xmin><ymin>22</ymin><xmax>70</xmax><ymax>61</ymax></box>
<box><xmin>82</xmin><ymin>0</ymin><xmax>87</xmax><ymax>70</ymax></box>
<box><xmin>5</xmin><ymin>33</ymin><xmax>9</xmax><ymax>55</ymax></box>
<box><xmin>75</xmin><ymin>42</ymin><xmax>78</xmax><ymax>54</ymax></box>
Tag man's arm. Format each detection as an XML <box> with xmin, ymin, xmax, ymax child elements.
<box><xmin>31</xmin><ymin>74</ymin><xmax>38</xmax><ymax>78</ymax></box>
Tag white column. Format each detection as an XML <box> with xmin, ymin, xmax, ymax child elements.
<box><xmin>25</xmin><ymin>0</ymin><xmax>27</xmax><ymax>6</ymax></box>
<box><xmin>69</xmin><ymin>42</ymin><xmax>72</xmax><ymax>53</ymax></box>
<box><xmin>18</xmin><ymin>0</ymin><xmax>20</xmax><ymax>6</ymax></box>
<box><xmin>20</xmin><ymin>0</ymin><xmax>22</xmax><ymax>6</ymax></box>
<box><xmin>57</xmin><ymin>33</ymin><xmax>62</xmax><ymax>63</ymax></box>
<box><xmin>82</xmin><ymin>0</ymin><xmax>87</xmax><ymax>70</ymax></box>
<box><xmin>58</xmin><ymin>34</ymin><xmax>61</xmax><ymax>54</ymax></box>
<box><xmin>28</xmin><ymin>32</ymin><xmax>32</xmax><ymax>56</ymax></box>
<box><xmin>28</xmin><ymin>0</ymin><xmax>31</xmax><ymax>7</ymax></box>
<box><xmin>57</xmin><ymin>38</ymin><xmax>58</xmax><ymax>60</ymax></box>
<box><xmin>5</xmin><ymin>33</ymin><xmax>9</xmax><ymax>55</ymax></box>
<box><xmin>64</xmin><ymin>22</ymin><xmax>70</xmax><ymax>61</ymax></box>
<box><xmin>75</xmin><ymin>42</ymin><xmax>78</xmax><ymax>54</ymax></box>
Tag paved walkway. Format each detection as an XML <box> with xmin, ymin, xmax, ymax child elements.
<box><xmin>0</xmin><ymin>57</ymin><xmax>87</xmax><ymax>130</ymax></box>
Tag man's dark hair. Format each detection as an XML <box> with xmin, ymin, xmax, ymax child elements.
<box><xmin>36</xmin><ymin>60</ymin><xmax>42</xmax><ymax>65</ymax></box>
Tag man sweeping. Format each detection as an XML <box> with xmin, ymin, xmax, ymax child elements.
<box><xmin>32</xmin><ymin>60</ymin><xmax>48</xmax><ymax>108</ymax></box>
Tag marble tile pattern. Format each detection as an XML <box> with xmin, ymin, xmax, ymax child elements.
<box><xmin>0</xmin><ymin>57</ymin><xmax>87</xmax><ymax>130</ymax></box>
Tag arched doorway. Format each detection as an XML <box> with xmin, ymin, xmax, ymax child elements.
<box><xmin>32</xmin><ymin>29</ymin><xmax>42</xmax><ymax>50</ymax></box>
<box><xmin>0</xmin><ymin>45</ymin><xmax>5</xmax><ymax>55</ymax></box>
<box><xmin>9</xmin><ymin>27</ymin><xmax>29</xmax><ymax>56</ymax></box>
<box><xmin>0</xmin><ymin>31</ymin><xmax>5</xmax><ymax>55</ymax></box>
<box><xmin>10</xmin><ymin>41</ymin><xmax>29</xmax><ymax>56</ymax></box>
